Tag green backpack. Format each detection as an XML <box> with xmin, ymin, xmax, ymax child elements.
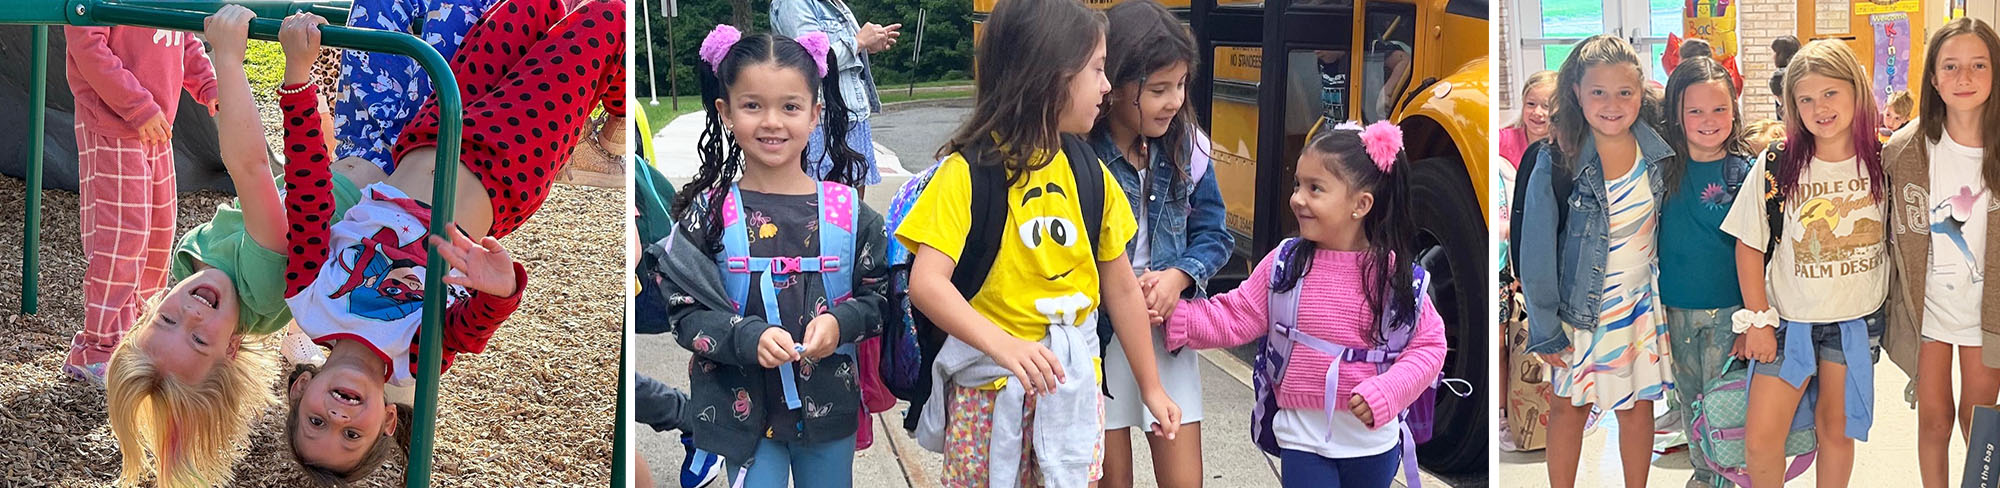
<box><xmin>1691</xmin><ymin>357</ymin><xmax>1817</xmax><ymax>485</ymax></box>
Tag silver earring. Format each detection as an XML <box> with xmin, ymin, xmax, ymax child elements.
<box><xmin>1351</xmin><ymin>212</ymin><xmax>1361</xmax><ymax>219</ymax></box>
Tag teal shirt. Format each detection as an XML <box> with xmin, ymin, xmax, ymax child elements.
<box><xmin>1657</xmin><ymin>154</ymin><xmax>1746</xmax><ymax>309</ymax></box>
<box><xmin>169</xmin><ymin>174</ymin><xmax>360</xmax><ymax>336</ymax></box>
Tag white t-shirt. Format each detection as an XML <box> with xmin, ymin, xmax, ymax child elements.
<box><xmin>1132</xmin><ymin>168</ymin><xmax>1152</xmax><ymax>270</ymax></box>
<box><xmin>1720</xmin><ymin>153</ymin><xmax>1889</xmax><ymax>322</ymax></box>
<box><xmin>1923</xmin><ymin>133</ymin><xmax>1990</xmax><ymax>345</ymax></box>
<box><xmin>287</xmin><ymin>183</ymin><xmax>469</xmax><ymax>387</ymax></box>
<box><xmin>1274</xmin><ymin>407</ymin><xmax>1400</xmax><ymax>459</ymax></box>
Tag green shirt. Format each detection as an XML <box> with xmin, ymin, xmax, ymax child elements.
<box><xmin>169</xmin><ymin>174</ymin><xmax>360</xmax><ymax>336</ymax></box>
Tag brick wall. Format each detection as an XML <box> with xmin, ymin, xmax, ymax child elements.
<box><xmin>1736</xmin><ymin>0</ymin><xmax>1798</xmax><ymax>124</ymax></box>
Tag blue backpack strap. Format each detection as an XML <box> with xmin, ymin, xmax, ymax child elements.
<box><xmin>718</xmin><ymin>185</ymin><xmax>753</xmax><ymax>312</ymax></box>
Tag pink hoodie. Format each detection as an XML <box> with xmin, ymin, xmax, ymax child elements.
<box><xmin>1165</xmin><ymin>246</ymin><xmax>1447</xmax><ymax>429</ymax></box>
<box><xmin>63</xmin><ymin>26</ymin><xmax>217</xmax><ymax>139</ymax></box>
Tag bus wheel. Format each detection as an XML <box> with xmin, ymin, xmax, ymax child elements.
<box><xmin>1407</xmin><ymin>155</ymin><xmax>1487</xmax><ymax>475</ymax></box>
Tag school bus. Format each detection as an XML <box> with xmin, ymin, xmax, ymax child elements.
<box><xmin>972</xmin><ymin>0</ymin><xmax>1490</xmax><ymax>475</ymax></box>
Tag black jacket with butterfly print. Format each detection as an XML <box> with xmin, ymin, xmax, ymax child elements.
<box><xmin>644</xmin><ymin>192</ymin><xmax>888</xmax><ymax>462</ymax></box>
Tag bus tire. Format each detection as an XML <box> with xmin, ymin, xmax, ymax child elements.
<box><xmin>1407</xmin><ymin>155</ymin><xmax>1487</xmax><ymax>475</ymax></box>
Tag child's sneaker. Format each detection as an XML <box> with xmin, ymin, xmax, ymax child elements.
<box><xmin>62</xmin><ymin>335</ymin><xmax>110</xmax><ymax>387</ymax></box>
<box><xmin>679</xmin><ymin>434</ymin><xmax>720</xmax><ymax>488</ymax></box>
<box><xmin>280</xmin><ymin>322</ymin><xmax>326</xmax><ymax>366</ymax></box>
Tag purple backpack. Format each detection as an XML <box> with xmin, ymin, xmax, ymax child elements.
<box><xmin>1253</xmin><ymin>238</ymin><xmax>1463</xmax><ymax>487</ymax></box>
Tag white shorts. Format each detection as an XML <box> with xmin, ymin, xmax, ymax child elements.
<box><xmin>1103</xmin><ymin>326</ymin><xmax>1204</xmax><ymax>431</ymax></box>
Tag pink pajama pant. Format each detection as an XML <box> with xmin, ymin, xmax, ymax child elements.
<box><xmin>70</xmin><ymin>123</ymin><xmax>177</xmax><ymax>365</ymax></box>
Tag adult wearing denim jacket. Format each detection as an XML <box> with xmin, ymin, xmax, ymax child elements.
<box><xmin>1517</xmin><ymin>122</ymin><xmax>1674</xmax><ymax>356</ymax></box>
<box><xmin>772</xmin><ymin>0</ymin><xmax>897</xmax><ymax>186</ymax></box>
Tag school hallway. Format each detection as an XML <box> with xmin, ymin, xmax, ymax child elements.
<box><xmin>1495</xmin><ymin>357</ymin><xmax>1960</xmax><ymax>487</ymax></box>
<box><xmin>636</xmin><ymin>102</ymin><xmax>1467</xmax><ymax>487</ymax></box>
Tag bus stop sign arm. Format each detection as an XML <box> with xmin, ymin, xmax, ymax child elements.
<box><xmin>7</xmin><ymin>2</ymin><xmax>461</xmax><ymax>487</ymax></box>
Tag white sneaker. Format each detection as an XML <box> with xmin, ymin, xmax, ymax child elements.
<box><xmin>282</xmin><ymin>322</ymin><xmax>326</xmax><ymax>366</ymax></box>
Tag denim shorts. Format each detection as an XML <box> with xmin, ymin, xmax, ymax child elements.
<box><xmin>1751</xmin><ymin>308</ymin><xmax>1885</xmax><ymax>378</ymax></box>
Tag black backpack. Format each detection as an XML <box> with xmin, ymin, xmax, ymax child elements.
<box><xmin>879</xmin><ymin>134</ymin><xmax>1106</xmax><ymax>430</ymax></box>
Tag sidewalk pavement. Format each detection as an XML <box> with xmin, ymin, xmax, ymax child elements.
<box><xmin>1496</xmin><ymin>357</ymin><xmax>1961</xmax><ymax>487</ymax></box>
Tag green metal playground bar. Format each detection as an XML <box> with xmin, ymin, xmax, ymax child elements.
<box><xmin>7</xmin><ymin>1</ymin><xmax>460</xmax><ymax>486</ymax></box>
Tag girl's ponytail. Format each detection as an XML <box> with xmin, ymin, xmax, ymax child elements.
<box><xmin>814</xmin><ymin>48</ymin><xmax>866</xmax><ymax>188</ymax></box>
<box><xmin>672</xmin><ymin>59</ymin><xmax>741</xmax><ymax>253</ymax></box>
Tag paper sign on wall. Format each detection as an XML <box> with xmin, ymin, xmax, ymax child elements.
<box><xmin>1872</xmin><ymin>13</ymin><xmax>1911</xmax><ymax>108</ymax></box>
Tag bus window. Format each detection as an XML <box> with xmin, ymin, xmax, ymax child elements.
<box><xmin>1360</xmin><ymin>2</ymin><xmax>1417</xmax><ymax>123</ymax></box>
<box><xmin>1317</xmin><ymin>50</ymin><xmax>1349</xmax><ymax>121</ymax></box>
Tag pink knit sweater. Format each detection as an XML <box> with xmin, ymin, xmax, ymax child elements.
<box><xmin>1164</xmin><ymin>247</ymin><xmax>1446</xmax><ymax>429</ymax></box>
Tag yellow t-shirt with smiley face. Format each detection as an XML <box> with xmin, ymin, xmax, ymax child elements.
<box><xmin>894</xmin><ymin>148</ymin><xmax>1137</xmax><ymax>343</ymax></box>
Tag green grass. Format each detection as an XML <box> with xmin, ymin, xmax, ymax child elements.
<box><xmin>244</xmin><ymin>42</ymin><xmax>287</xmax><ymax>97</ymax></box>
<box><xmin>639</xmin><ymin>86</ymin><xmax>971</xmax><ymax>135</ymax></box>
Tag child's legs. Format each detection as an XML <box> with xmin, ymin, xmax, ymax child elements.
<box><xmin>1144</xmin><ymin>422</ymin><xmax>1204</xmax><ymax>488</ymax></box>
<box><xmin>1100</xmin><ymin>428</ymin><xmax>1135</xmax><ymax>488</ymax></box>
<box><xmin>1277</xmin><ymin>449</ymin><xmax>1342</xmax><ymax>488</ymax></box>
<box><xmin>137</xmin><ymin>149</ymin><xmax>175</xmax><ymax>299</ymax></box>
<box><xmin>726</xmin><ymin>438</ymin><xmax>795</xmax><ymax>488</ymax></box>
<box><xmin>390</xmin><ymin>0</ymin><xmax>624</xmax><ymax>235</ymax></box>
<box><xmin>1544</xmin><ymin>393</ymin><xmax>1590</xmax><ymax>488</ymax></box>
<box><xmin>1613</xmin><ymin>400</ymin><xmax>1654</xmax><ymax>488</ymax></box>
<box><xmin>1917</xmin><ymin>340</ymin><xmax>1957</xmax><ymax>488</ymax></box>
<box><xmin>1279</xmin><ymin>447</ymin><xmax>1401</xmax><ymax>488</ymax></box>
<box><xmin>1665</xmin><ymin>306</ymin><xmax>1740</xmax><ymax>484</ymax></box>
<box><xmin>1957</xmin><ymin>346</ymin><xmax>2000</xmax><ymax>438</ymax></box>
<box><xmin>1744</xmin><ymin>371</ymin><xmax>1809</xmax><ymax>488</ymax></box>
<box><xmin>787</xmin><ymin>433</ymin><xmax>858</xmax><ymax>488</ymax></box>
<box><xmin>71</xmin><ymin>127</ymin><xmax>173</xmax><ymax>363</ymax></box>
<box><xmin>1815</xmin><ymin>359</ymin><xmax>1854</xmax><ymax>488</ymax></box>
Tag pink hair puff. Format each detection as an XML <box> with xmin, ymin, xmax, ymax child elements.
<box><xmin>699</xmin><ymin>24</ymin><xmax>742</xmax><ymax>72</ymax></box>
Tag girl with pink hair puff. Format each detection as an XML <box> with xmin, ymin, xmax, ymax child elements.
<box><xmin>1153</xmin><ymin>120</ymin><xmax>1448</xmax><ymax>487</ymax></box>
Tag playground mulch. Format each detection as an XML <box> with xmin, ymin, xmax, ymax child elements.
<box><xmin>0</xmin><ymin>173</ymin><xmax>622</xmax><ymax>486</ymax></box>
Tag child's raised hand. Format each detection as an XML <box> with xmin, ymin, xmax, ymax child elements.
<box><xmin>278</xmin><ymin>12</ymin><xmax>327</xmax><ymax>84</ymax></box>
<box><xmin>1143</xmin><ymin>390</ymin><xmax>1183</xmax><ymax>439</ymax></box>
<box><xmin>756</xmin><ymin>327</ymin><xmax>801</xmax><ymax>368</ymax></box>
<box><xmin>1348</xmin><ymin>393</ymin><xmax>1375</xmax><ymax>428</ymax></box>
<box><xmin>800</xmin><ymin>314</ymin><xmax>839</xmax><ymax>360</ymax></box>
<box><xmin>992</xmin><ymin>336</ymin><xmax>1064</xmax><ymax>395</ymax></box>
<box><xmin>202</xmin><ymin>5</ymin><xmax>254</xmax><ymax>61</ymax></box>
<box><xmin>429</xmin><ymin>227</ymin><xmax>519</xmax><ymax>297</ymax></box>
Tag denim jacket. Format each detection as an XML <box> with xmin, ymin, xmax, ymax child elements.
<box><xmin>1091</xmin><ymin>130</ymin><xmax>1235</xmax><ymax>293</ymax></box>
<box><xmin>1520</xmin><ymin>123</ymin><xmax>1675</xmax><ymax>354</ymax></box>
<box><xmin>770</xmin><ymin>0</ymin><xmax>882</xmax><ymax>121</ymax></box>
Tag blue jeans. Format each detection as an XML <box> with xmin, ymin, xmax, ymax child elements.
<box><xmin>806</xmin><ymin>118</ymin><xmax>881</xmax><ymax>186</ymax></box>
<box><xmin>1280</xmin><ymin>445</ymin><xmax>1401</xmax><ymax>488</ymax></box>
<box><xmin>725</xmin><ymin>433</ymin><xmax>856</xmax><ymax>488</ymax></box>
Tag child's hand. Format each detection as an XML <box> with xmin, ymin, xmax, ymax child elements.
<box><xmin>430</xmin><ymin>228</ymin><xmax>518</xmax><ymax>297</ymax></box>
<box><xmin>1348</xmin><ymin>393</ymin><xmax>1375</xmax><ymax>428</ymax></box>
<box><xmin>756</xmin><ymin>327</ymin><xmax>801</xmax><ymax>368</ymax></box>
<box><xmin>1139</xmin><ymin>270</ymin><xmax>1191</xmax><ymax>321</ymax></box>
<box><xmin>1744</xmin><ymin>326</ymin><xmax>1778</xmax><ymax>363</ymax></box>
<box><xmin>800</xmin><ymin>314</ymin><xmax>839</xmax><ymax>360</ymax></box>
<box><xmin>992</xmin><ymin>336</ymin><xmax>1064</xmax><ymax>395</ymax></box>
<box><xmin>137</xmin><ymin>113</ymin><xmax>172</xmax><ymax>145</ymax></box>
<box><xmin>278</xmin><ymin>13</ymin><xmax>327</xmax><ymax>85</ymax></box>
<box><xmin>1142</xmin><ymin>390</ymin><xmax>1182</xmax><ymax>439</ymax></box>
<box><xmin>202</xmin><ymin>5</ymin><xmax>254</xmax><ymax>61</ymax></box>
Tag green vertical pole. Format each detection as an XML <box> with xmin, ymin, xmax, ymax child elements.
<box><xmin>406</xmin><ymin>48</ymin><xmax>461</xmax><ymax>488</ymax></box>
<box><xmin>22</xmin><ymin>26</ymin><xmax>47</xmax><ymax>315</ymax></box>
